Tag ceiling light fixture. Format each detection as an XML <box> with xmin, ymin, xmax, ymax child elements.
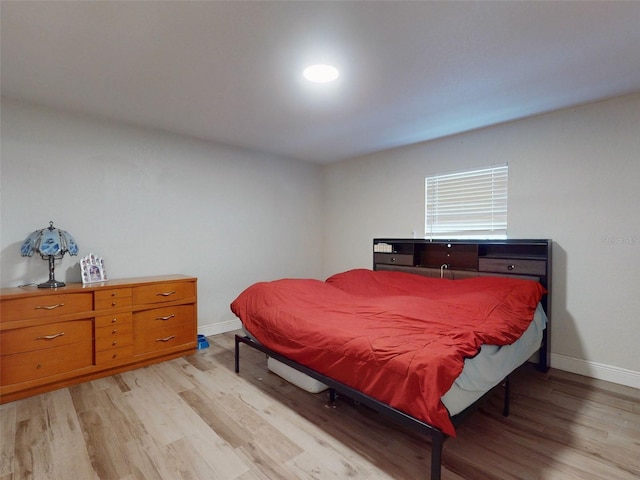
<box><xmin>303</xmin><ymin>64</ymin><xmax>339</xmax><ymax>83</ymax></box>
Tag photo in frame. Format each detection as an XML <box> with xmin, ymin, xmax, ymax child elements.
<box><xmin>81</xmin><ymin>253</ymin><xmax>107</xmax><ymax>284</ymax></box>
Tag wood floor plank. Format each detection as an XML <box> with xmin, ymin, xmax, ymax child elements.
<box><xmin>78</xmin><ymin>407</ymin><xmax>130</xmax><ymax>480</ymax></box>
<box><xmin>159</xmin><ymin>436</ymin><xmax>219</xmax><ymax>480</ymax></box>
<box><xmin>178</xmin><ymin>386</ymin><xmax>304</xmax><ymax>475</ymax></box>
<box><xmin>12</xmin><ymin>403</ymin><xmax>53</xmax><ymax>479</ymax></box>
<box><xmin>173</xmin><ymin>429</ymin><xmax>251</xmax><ymax>480</ymax></box>
<box><xmin>124</xmin><ymin>433</ymin><xmax>185</xmax><ymax>480</ymax></box>
<box><xmin>233</xmin><ymin>442</ymin><xmax>302</xmax><ymax>480</ymax></box>
<box><xmin>0</xmin><ymin>402</ymin><xmax>17</xmax><ymax>478</ymax></box>
<box><xmin>125</xmin><ymin>385</ymin><xmax>187</xmax><ymax>448</ymax></box>
<box><xmin>1</xmin><ymin>331</ymin><xmax>639</xmax><ymax>480</ymax></box>
<box><xmin>43</xmin><ymin>388</ymin><xmax>98</xmax><ymax>480</ymax></box>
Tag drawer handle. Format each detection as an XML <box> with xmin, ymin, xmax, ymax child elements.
<box><xmin>36</xmin><ymin>332</ymin><xmax>65</xmax><ymax>340</ymax></box>
<box><xmin>156</xmin><ymin>314</ymin><xmax>175</xmax><ymax>321</ymax></box>
<box><xmin>156</xmin><ymin>291</ymin><xmax>176</xmax><ymax>297</ymax></box>
<box><xmin>35</xmin><ymin>303</ymin><xmax>65</xmax><ymax>310</ymax></box>
<box><xmin>507</xmin><ymin>265</ymin><xmax>516</xmax><ymax>271</ymax></box>
<box><xmin>156</xmin><ymin>335</ymin><xmax>175</xmax><ymax>343</ymax></box>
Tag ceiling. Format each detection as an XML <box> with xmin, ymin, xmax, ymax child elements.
<box><xmin>2</xmin><ymin>1</ymin><xmax>639</xmax><ymax>164</ymax></box>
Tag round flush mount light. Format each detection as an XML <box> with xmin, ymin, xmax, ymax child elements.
<box><xmin>303</xmin><ymin>64</ymin><xmax>339</xmax><ymax>83</ymax></box>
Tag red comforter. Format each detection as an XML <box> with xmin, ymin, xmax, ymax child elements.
<box><xmin>231</xmin><ymin>269</ymin><xmax>545</xmax><ymax>436</ymax></box>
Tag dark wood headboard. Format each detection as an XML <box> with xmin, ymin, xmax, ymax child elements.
<box><xmin>373</xmin><ymin>238</ymin><xmax>552</xmax><ymax>371</ymax></box>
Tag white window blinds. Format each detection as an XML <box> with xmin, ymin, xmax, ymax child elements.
<box><xmin>425</xmin><ymin>164</ymin><xmax>508</xmax><ymax>239</ymax></box>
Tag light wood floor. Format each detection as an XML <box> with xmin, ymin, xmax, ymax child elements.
<box><xmin>1</xmin><ymin>331</ymin><xmax>639</xmax><ymax>480</ymax></box>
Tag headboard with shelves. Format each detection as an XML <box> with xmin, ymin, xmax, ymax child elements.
<box><xmin>373</xmin><ymin>238</ymin><xmax>552</xmax><ymax>371</ymax></box>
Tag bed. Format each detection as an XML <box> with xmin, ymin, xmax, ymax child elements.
<box><xmin>231</xmin><ymin>239</ymin><xmax>551</xmax><ymax>480</ymax></box>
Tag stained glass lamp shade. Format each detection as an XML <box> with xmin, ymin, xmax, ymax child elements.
<box><xmin>20</xmin><ymin>221</ymin><xmax>79</xmax><ymax>288</ymax></box>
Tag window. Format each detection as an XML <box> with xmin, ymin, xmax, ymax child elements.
<box><xmin>425</xmin><ymin>164</ymin><xmax>508</xmax><ymax>239</ymax></box>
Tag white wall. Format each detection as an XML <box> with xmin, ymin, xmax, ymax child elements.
<box><xmin>0</xmin><ymin>98</ymin><xmax>324</xmax><ymax>335</ymax></box>
<box><xmin>322</xmin><ymin>94</ymin><xmax>640</xmax><ymax>387</ymax></box>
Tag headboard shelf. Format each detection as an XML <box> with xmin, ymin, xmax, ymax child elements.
<box><xmin>479</xmin><ymin>253</ymin><xmax>544</xmax><ymax>260</ymax></box>
<box><xmin>478</xmin><ymin>242</ymin><xmax>548</xmax><ymax>260</ymax></box>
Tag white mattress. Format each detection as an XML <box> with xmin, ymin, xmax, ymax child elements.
<box><xmin>240</xmin><ymin>326</ymin><xmax>330</xmax><ymax>393</ymax></box>
<box><xmin>441</xmin><ymin>303</ymin><xmax>547</xmax><ymax>415</ymax></box>
<box><xmin>267</xmin><ymin>357</ymin><xmax>328</xmax><ymax>393</ymax></box>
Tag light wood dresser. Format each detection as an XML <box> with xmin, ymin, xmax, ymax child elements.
<box><xmin>0</xmin><ymin>274</ymin><xmax>197</xmax><ymax>404</ymax></box>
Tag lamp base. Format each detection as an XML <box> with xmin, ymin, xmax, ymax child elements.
<box><xmin>38</xmin><ymin>255</ymin><xmax>66</xmax><ymax>288</ymax></box>
<box><xmin>37</xmin><ymin>279</ymin><xmax>66</xmax><ymax>288</ymax></box>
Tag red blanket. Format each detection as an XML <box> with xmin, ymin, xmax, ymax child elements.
<box><xmin>231</xmin><ymin>269</ymin><xmax>545</xmax><ymax>436</ymax></box>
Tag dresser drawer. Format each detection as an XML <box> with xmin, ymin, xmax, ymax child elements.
<box><xmin>0</xmin><ymin>293</ymin><xmax>93</xmax><ymax>322</ymax></box>
<box><xmin>1</xmin><ymin>340</ymin><xmax>93</xmax><ymax>385</ymax></box>
<box><xmin>373</xmin><ymin>253</ymin><xmax>414</xmax><ymax>266</ymax></box>
<box><xmin>132</xmin><ymin>282</ymin><xmax>195</xmax><ymax>306</ymax></box>
<box><xmin>95</xmin><ymin>322</ymin><xmax>133</xmax><ymax>351</ymax></box>
<box><xmin>95</xmin><ymin>312</ymin><xmax>132</xmax><ymax>329</ymax></box>
<box><xmin>133</xmin><ymin>305</ymin><xmax>195</xmax><ymax>330</ymax></box>
<box><xmin>95</xmin><ymin>345</ymin><xmax>134</xmax><ymax>365</ymax></box>
<box><xmin>94</xmin><ymin>288</ymin><xmax>132</xmax><ymax>311</ymax></box>
<box><xmin>133</xmin><ymin>322</ymin><xmax>196</xmax><ymax>355</ymax></box>
<box><xmin>0</xmin><ymin>319</ymin><xmax>93</xmax><ymax>356</ymax></box>
<box><xmin>478</xmin><ymin>258</ymin><xmax>546</xmax><ymax>276</ymax></box>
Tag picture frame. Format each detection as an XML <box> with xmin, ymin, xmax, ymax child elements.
<box><xmin>81</xmin><ymin>253</ymin><xmax>107</xmax><ymax>284</ymax></box>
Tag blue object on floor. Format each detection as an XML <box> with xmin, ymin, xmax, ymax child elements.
<box><xmin>197</xmin><ymin>334</ymin><xmax>210</xmax><ymax>349</ymax></box>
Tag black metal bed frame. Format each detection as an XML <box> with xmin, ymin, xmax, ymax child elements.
<box><xmin>235</xmin><ymin>334</ymin><xmax>511</xmax><ymax>480</ymax></box>
<box><xmin>233</xmin><ymin>240</ymin><xmax>550</xmax><ymax>478</ymax></box>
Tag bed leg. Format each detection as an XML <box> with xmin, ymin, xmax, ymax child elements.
<box><xmin>327</xmin><ymin>388</ymin><xmax>337</xmax><ymax>408</ymax></box>
<box><xmin>430</xmin><ymin>430</ymin><xmax>444</xmax><ymax>480</ymax></box>
<box><xmin>234</xmin><ymin>335</ymin><xmax>241</xmax><ymax>373</ymax></box>
<box><xmin>503</xmin><ymin>376</ymin><xmax>511</xmax><ymax>417</ymax></box>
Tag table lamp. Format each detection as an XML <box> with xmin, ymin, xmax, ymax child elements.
<box><xmin>20</xmin><ymin>221</ymin><xmax>79</xmax><ymax>288</ymax></box>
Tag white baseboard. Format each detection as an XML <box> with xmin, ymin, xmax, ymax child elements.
<box><xmin>551</xmin><ymin>353</ymin><xmax>640</xmax><ymax>390</ymax></box>
<box><xmin>198</xmin><ymin>318</ymin><xmax>242</xmax><ymax>337</ymax></box>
